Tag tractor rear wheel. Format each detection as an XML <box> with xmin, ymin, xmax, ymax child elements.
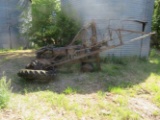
<box><xmin>18</xmin><ymin>69</ymin><xmax>56</xmax><ymax>82</ymax></box>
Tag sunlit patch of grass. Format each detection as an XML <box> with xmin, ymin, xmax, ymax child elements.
<box><xmin>106</xmin><ymin>103</ymin><xmax>140</xmax><ymax>120</ymax></box>
<box><xmin>119</xmin><ymin>109</ymin><xmax>140</xmax><ymax>120</ymax></box>
<box><xmin>149</xmin><ymin>58</ymin><xmax>160</xmax><ymax>64</ymax></box>
<box><xmin>152</xmin><ymin>110</ymin><xmax>160</xmax><ymax>117</ymax></box>
<box><xmin>8</xmin><ymin>93</ymin><xmax>52</xmax><ymax>120</ymax></box>
<box><xmin>97</xmin><ymin>100</ymin><xmax>108</xmax><ymax>110</ymax></box>
<box><xmin>24</xmin><ymin>114</ymin><xmax>34</xmax><ymax>120</ymax></box>
<box><xmin>0</xmin><ymin>48</ymin><xmax>23</xmax><ymax>53</ymax></box>
<box><xmin>63</xmin><ymin>86</ymin><xmax>77</xmax><ymax>95</ymax></box>
<box><xmin>139</xmin><ymin>73</ymin><xmax>160</xmax><ymax>92</ymax></box>
<box><xmin>1</xmin><ymin>49</ymin><xmax>160</xmax><ymax>119</ymax></box>
<box><xmin>145</xmin><ymin>83</ymin><xmax>160</xmax><ymax>93</ymax></box>
<box><xmin>0</xmin><ymin>75</ymin><xmax>11</xmax><ymax>109</ymax></box>
<box><xmin>38</xmin><ymin>91</ymin><xmax>83</xmax><ymax>119</ymax></box>
<box><xmin>114</xmin><ymin>95</ymin><xmax>128</xmax><ymax>106</ymax></box>
<box><xmin>153</xmin><ymin>92</ymin><xmax>160</xmax><ymax>107</ymax></box>
<box><xmin>127</xmin><ymin>72</ymin><xmax>160</xmax><ymax>107</ymax></box>
<box><xmin>127</xmin><ymin>86</ymin><xmax>139</xmax><ymax>97</ymax></box>
<box><xmin>108</xmin><ymin>86</ymin><xmax>126</xmax><ymax>95</ymax></box>
<box><xmin>97</xmin><ymin>90</ymin><xmax>105</xmax><ymax>98</ymax></box>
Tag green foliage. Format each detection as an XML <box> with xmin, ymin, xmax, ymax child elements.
<box><xmin>63</xmin><ymin>86</ymin><xmax>77</xmax><ymax>95</ymax></box>
<box><xmin>152</xmin><ymin>0</ymin><xmax>160</xmax><ymax>49</ymax></box>
<box><xmin>0</xmin><ymin>76</ymin><xmax>11</xmax><ymax>109</ymax></box>
<box><xmin>23</xmin><ymin>0</ymin><xmax>80</xmax><ymax>47</ymax></box>
<box><xmin>152</xmin><ymin>0</ymin><xmax>160</xmax><ymax>33</ymax></box>
<box><xmin>108</xmin><ymin>86</ymin><xmax>126</xmax><ymax>95</ymax></box>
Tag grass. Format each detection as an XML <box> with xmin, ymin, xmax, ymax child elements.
<box><xmin>97</xmin><ymin>90</ymin><xmax>105</xmax><ymax>97</ymax></box>
<box><xmin>152</xmin><ymin>110</ymin><xmax>160</xmax><ymax>117</ymax></box>
<box><xmin>1</xmin><ymin>49</ymin><xmax>160</xmax><ymax>119</ymax></box>
<box><xmin>108</xmin><ymin>86</ymin><xmax>127</xmax><ymax>95</ymax></box>
<box><xmin>0</xmin><ymin>75</ymin><xmax>11</xmax><ymax>109</ymax></box>
<box><xmin>154</xmin><ymin>92</ymin><xmax>160</xmax><ymax>107</ymax></box>
<box><xmin>63</xmin><ymin>86</ymin><xmax>78</xmax><ymax>94</ymax></box>
<box><xmin>0</xmin><ymin>48</ymin><xmax>35</xmax><ymax>55</ymax></box>
<box><xmin>114</xmin><ymin>95</ymin><xmax>128</xmax><ymax>106</ymax></box>
<box><xmin>101</xmin><ymin>63</ymin><xmax>123</xmax><ymax>76</ymax></box>
<box><xmin>0</xmin><ymin>48</ymin><xmax>23</xmax><ymax>53</ymax></box>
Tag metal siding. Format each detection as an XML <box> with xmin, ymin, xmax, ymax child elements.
<box><xmin>0</xmin><ymin>0</ymin><xmax>30</xmax><ymax>49</ymax></box>
<box><xmin>140</xmin><ymin>0</ymin><xmax>155</xmax><ymax>57</ymax></box>
<box><xmin>61</xmin><ymin>0</ymin><xmax>155</xmax><ymax>57</ymax></box>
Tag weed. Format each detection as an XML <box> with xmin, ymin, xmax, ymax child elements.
<box><xmin>115</xmin><ymin>96</ymin><xmax>128</xmax><ymax>106</ymax></box>
<box><xmin>153</xmin><ymin>92</ymin><xmax>160</xmax><ymax>107</ymax></box>
<box><xmin>152</xmin><ymin>110</ymin><xmax>160</xmax><ymax>117</ymax></box>
<box><xmin>97</xmin><ymin>90</ymin><xmax>105</xmax><ymax>97</ymax></box>
<box><xmin>128</xmin><ymin>86</ymin><xmax>140</xmax><ymax>96</ymax></box>
<box><xmin>0</xmin><ymin>75</ymin><xmax>11</xmax><ymax>109</ymax></box>
<box><xmin>108</xmin><ymin>86</ymin><xmax>126</xmax><ymax>95</ymax></box>
<box><xmin>63</xmin><ymin>86</ymin><xmax>77</xmax><ymax>95</ymax></box>
<box><xmin>107</xmin><ymin>103</ymin><xmax>140</xmax><ymax>120</ymax></box>
<box><xmin>75</xmin><ymin>108</ymin><xmax>83</xmax><ymax>119</ymax></box>
<box><xmin>120</xmin><ymin>109</ymin><xmax>140</xmax><ymax>120</ymax></box>
<box><xmin>24</xmin><ymin>88</ymin><xmax>28</xmax><ymax>95</ymax></box>
<box><xmin>146</xmin><ymin>83</ymin><xmax>160</xmax><ymax>93</ymax></box>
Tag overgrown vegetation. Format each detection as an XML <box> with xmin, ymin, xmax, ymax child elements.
<box><xmin>22</xmin><ymin>0</ymin><xmax>80</xmax><ymax>47</ymax></box>
<box><xmin>0</xmin><ymin>76</ymin><xmax>11</xmax><ymax>109</ymax></box>
<box><xmin>0</xmin><ymin>49</ymin><xmax>160</xmax><ymax>119</ymax></box>
<box><xmin>152</xmin><ymin>0</ymin><xmax>160</xmax><ymax>49</ymax></box>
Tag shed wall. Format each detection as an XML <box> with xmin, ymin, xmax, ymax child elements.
<box><xmin>0</xmin><ymin>0</ymin><xmax>30</xmax><ymax>49</ymax></box>
<box><xmin>61</xmin><ymin>0</ymin><xmax>155</xmax><ymax>57</ymax></box>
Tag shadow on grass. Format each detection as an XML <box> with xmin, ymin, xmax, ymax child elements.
<box><xmin>1</xmin><ymin>50</ymin><xmax>160</xmax><ymax>95</ymax></box>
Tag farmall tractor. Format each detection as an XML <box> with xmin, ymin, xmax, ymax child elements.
<box><xmin>18</xmin><ymin>22</ymin><xmax>155</xmax><ymax>82</ymax></box>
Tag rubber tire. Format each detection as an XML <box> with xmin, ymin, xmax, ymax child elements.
<box><xmin>18</xmin><ymin>69</ymin><xmax>55</xmax><ymax>82</ymax></box>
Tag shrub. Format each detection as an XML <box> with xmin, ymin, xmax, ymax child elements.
<box><xmin>22</xmin><ymin>0</ymin><xmax>80</xmax><ymax>47</ymax></box>
<box><xmin>152</xmin><ymin>0</ymin><xmax>160</xmax><ymax>49</ymax></box>
<box><xmin>0</xmin><ymin>76</ymin><xmax>11</xmax><ymax>109</ymax></box>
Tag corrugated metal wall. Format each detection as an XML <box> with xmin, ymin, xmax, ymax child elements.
<box><xmin>61</xmin><ymin>0</ymin><xmax>155</xmax><ymax>57</ymax></box>
<box><xmin>0</xmin><ymin>0</ymin><xmax>30</xmax><ymax>49</ymax></box>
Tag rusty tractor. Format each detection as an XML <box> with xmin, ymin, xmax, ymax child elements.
<box><xmin>18</xmin><ymin>21</ymin><xmax>155</xmax><ymax>82</ymax></box>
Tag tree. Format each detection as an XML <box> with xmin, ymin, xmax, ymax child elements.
<box><xmin>22</xmin><ymin>0</ymin><xmax>80</xmax><ymax>47</ymax></box>
<box><xmin>152</xmin><ymin>0</ymin><xmax>160</xmax><ymax>49</ymax></box>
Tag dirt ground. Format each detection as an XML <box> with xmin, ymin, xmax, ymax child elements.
<box><xmin>0</xmin><ymin>50</ymin><xmax>160</xmax><ymax>120</ymax></box>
